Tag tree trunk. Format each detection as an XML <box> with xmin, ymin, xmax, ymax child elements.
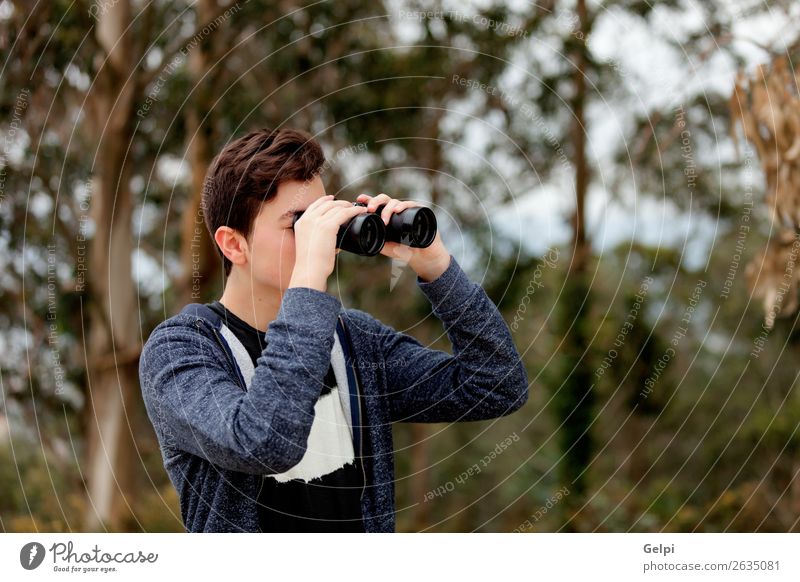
<box><xmin>82</xmin><ymin>0</ymin><xmax>140</xmax><ymax>531</ymax></box>
<box><xmin>555</xmin><ymin>0</ymin><xmax>595</xmax><ymax>529</ymax></box>
<box><xmin>178</xmin><ymin>0</ymin><xmax>221</xmax><ymax>306</ymax></box>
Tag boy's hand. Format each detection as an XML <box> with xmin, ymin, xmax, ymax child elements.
<box><xmin>356</xmin><ymin>193</ymin><xmax>451</xmax><ymax>283</ymax></box>
<box><xmin>290</xmin><ymin>195</ymin><xmax>369</xmax><ymax>291</ymax></box>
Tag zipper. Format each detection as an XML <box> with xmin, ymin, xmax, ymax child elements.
<box><xmin>256</xmin><ymin>474</ymin><xmax>266</xmax><ymax>532</ymax></box>
<box><xmin>355</xmin><ymin>362</ymin><xmax>366</xmax><ymax>503</ymax></box>
<box><xmin>257</xmin><ymin>474</ymin><xmax>266</xmax><ymax>500</ymax></box>
<box><xmin>339</xmin><ymin>315</ymin><xmax>367</xmax><ymax>502</ymax></box>
<box><xmin>209</xmin><ymin>326</ymin><xmax>247</xmax><ymax>392</ymax></box>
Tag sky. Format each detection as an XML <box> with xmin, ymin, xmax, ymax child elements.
<box><xmin>365</xmin><ymin>0</ymin><xmax>798</xmax><ymax>274</ymax></box>
<box><xmin>494</xmin><ymin>0</ymin><xmax>795</xmax><ymax>270</ymax></box>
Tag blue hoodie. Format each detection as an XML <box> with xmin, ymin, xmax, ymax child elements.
<box><xmin>138</xmin><ymin>255</ymin><xmax>529</xmax><ymax>532</ymax></box>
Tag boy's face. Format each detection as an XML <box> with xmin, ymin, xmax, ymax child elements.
<box><xmin>245</xmin><ymin>174</ymin><xmax>327</xmax><ymax>292</ymax></box>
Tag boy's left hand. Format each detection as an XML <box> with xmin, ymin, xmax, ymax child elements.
<box><xmin>356</xmin><ymin>193</ymin><xmax>451</xmax><ymax>283</ymax></box>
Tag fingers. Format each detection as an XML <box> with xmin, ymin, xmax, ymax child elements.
<box><xmin>294</xmin><ymin>194</ymin><xmax>333</xmax><ymax>223</ymax></box>
<box><xmin>318</xmin><ymin>199</ymin><xmax>357</xmax><ymax>218</ymax></box>
<box><xmin>299</xmin><ymin>196</ymin><xmax>349</xmax><ymax>221</ymax></box>
<box><xmin>324</xmin><ymin>203</ymin><xmax>368</xmax><ymax>227</ymax></box>
<box><xmin>357</xmin><ymin>193</ymin><xmax>420</xmax><ymax>224</ymax></box>
<box><xmin>378</xmin><ymin>199</ymin><xmax>419</xmax><ymax>224</ymax></box>
<box><xmin>359</xmin><ymin>192</ymin><xmax>391</xmax><ymax>212</ymax></box>
<box><xmin>303</xmin><ymin>194</ymin><xmax>335</xmax><ymax>215</ymax></box>
<box><xmin>380</xmin><ymin>240</ymin><xmax>414</xmax><ymax>261</ymax></box>
<box><xmin>379</xmin><ymin>199</ymin><xmax>405</xmax><ymax>224</ymax></box>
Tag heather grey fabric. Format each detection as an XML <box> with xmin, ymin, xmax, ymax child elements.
<box><xmin>138</xmin><ymin>255</ymin><xmax>529</xmax><ymax>532</ymax></box>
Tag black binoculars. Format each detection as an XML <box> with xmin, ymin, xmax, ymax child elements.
<box><xmin>292</xmin><ymin>201</ymin><xmax>437</xmax><ymax>256</ymax></box>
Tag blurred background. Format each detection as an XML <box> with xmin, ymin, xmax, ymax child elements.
<box><xmin>2</xmin><ymin>0</ymin><xmax>800</xmax><ymax>532</ymax></box>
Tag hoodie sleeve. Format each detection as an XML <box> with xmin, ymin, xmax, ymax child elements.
<box><xmin>139</xmin><ymin>288</ymin><xmax>341</xmax><ymax>474</ymax></box>
<box><xmin>368</xmin><ymin>254</ymin><xmax>529</xmax><ymax>423</ymax></box>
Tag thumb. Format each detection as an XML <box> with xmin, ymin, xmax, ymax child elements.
<box><xmin>381</xmin><ymin>241</ymin><xmax>414</xmax><ymax>262</ymax></box>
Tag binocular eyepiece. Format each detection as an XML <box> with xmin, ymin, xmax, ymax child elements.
<box><xmin>292</xmin><ymin>201</ymin><xmax>437</xmax><ymax>256</ymax></box>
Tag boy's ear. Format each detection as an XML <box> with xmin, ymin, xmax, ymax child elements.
<box><xmin>214</xmin><ymin>226</ymin><xmax>249</xmax><ymax>269</ymax></box>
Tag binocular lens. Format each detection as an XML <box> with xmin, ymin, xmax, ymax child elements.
<box><xmin>410</xmin><ymin>207</ymin><xmax>436</xmax><ymax>247</ymax></box>
<box><xmin>375</xmin><ymin>204</ymin><xmax>437</xmax><ymax>248</ymax></box>
<box><xmin>352</xmin><ymin>213</ymin><xmax>385</xmax><ymax>256</ymax></box>
<box><xmin>292</xmin><ymin>199</ymin><xmax>436</xmax><ymax>256</ymax></box>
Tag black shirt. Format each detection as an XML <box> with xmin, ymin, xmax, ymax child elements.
<box><xmin>206</xmin><ymin>300</ymin><xmax>365</xmax><ymax>532</ymax></box>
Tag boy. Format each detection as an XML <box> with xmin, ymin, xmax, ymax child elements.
<box><xmin>138</xmin><ymin>127</ymin><xmax>529</xmax><ymax>532</ymax></box>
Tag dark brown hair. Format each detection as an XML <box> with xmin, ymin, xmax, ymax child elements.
<box><xmin>201</xmin><ymin>127</ymin><xmax>326</xmax><ymax>275</ymax></box>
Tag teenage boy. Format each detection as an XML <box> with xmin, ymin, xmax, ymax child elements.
<box><xmin>138</xmin><ymin>127</ymin><xmax>529</xmax><ymax>532</ymax></box>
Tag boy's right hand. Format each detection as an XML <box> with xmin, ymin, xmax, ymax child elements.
<box><xmin>289</xmin><ymin>195</ymin><xmax>369</xmax><ymax>291</ymax></box>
